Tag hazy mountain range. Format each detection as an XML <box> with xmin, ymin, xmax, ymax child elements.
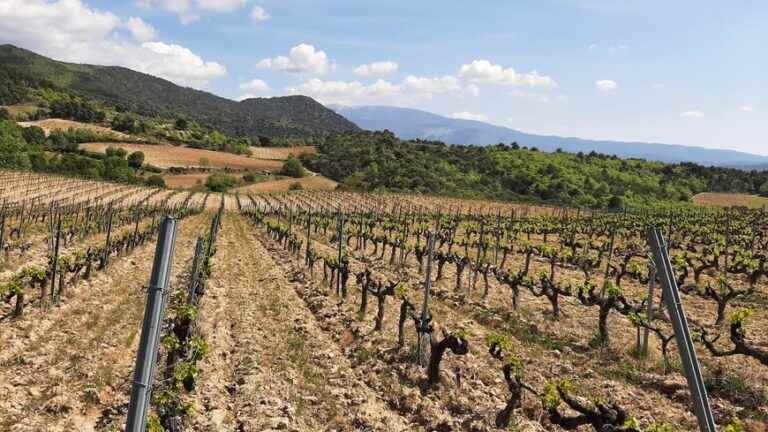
<box><xmin>332</xmin><ymin>105</ymin><xmax>768</xmax><ymax>168</ymax></box>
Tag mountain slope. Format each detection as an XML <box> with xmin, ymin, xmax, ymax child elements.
<box><xmin>333</xmin><ymin>105</ymin><xmax>768</xmax><ymax>167</ymax></box>
<box><xmin>0</xmin><ymin>44</ymin><xmax>359</xmax><ymax>139</ymax></box>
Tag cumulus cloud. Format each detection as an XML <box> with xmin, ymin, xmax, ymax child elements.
<box><xmin>124</xmin><ymin>16</ymin><xmax>157</xmax><ymax>42</ymax></box>
<box><xmin>138</xmin><ymin>0</ymin><xmax>249</xmax><ymax>23</ymax></box>
<box><xmin>458</xmin><ymin>60</ymin><xmax>558</xmax><ymax>89</ymax></box>
<box><xmin>257</xmin><ymin>43</ymin><xmax>334</xmax><ymax>76</ymax></box>
<box><xmin>595</xmin><ymin>79</ymin><xmax>618</xmax><ymax>93</ymax></box>
<box><xmin>0</xmin><ymin>0</ymin><xmax>226</xmax><ymax>87</ymax></box>
<box><xmin>739</xmin><ymin>106</ymin><xmax>755</xmax><ymax>113</ymax></box>
<box><xmin>353</xmin><ymin>61</ymin><xmax>399</xmax><ymax>77</ymax></box>
<box><xmin>239</xmin><ymin>78</ymin><xmax>270</xmax><ymax>93</ymax></box>
<box><xmin>196</xmin><ymin>0</ymin><xmax>247</xmax><ymax>12</ymax></box>
<box><xmin>286</xmin><ymin>75</ymin><xmax>477</xmax><ymax>106</ymax></box>
<box><xmin>137</xmin><ymin>0</ymin><xmax>198</xmax><ymax>24</ymax></box>
<box><xmin>680</xmin><ymin>110</ymin><xmax>704</xmax><ymax>118</ymax></box>
<box><xmin>451</xmin><ymin>112</ymin><xmax>489</xmax><ymax>122</ymax></box>
<box><xmin>251</xmin><ymin>5</ymin><xmax>269</xmax><ymax>21</ymax></box>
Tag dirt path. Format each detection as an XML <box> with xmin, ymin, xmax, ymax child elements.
<box><xmin>0</xmin><ymin>213</ymin><xmax>210</xmax><ymax>431</ymax></box>
<box><xmin>189</xmin><ymin>214</ymin><xmax>410</xmax><ymax>431</ymax></box>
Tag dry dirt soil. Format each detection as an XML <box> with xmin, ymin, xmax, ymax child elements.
<box><xmin>692</xmin><ymin>193</ymin><xmax>768</xmax><ymax>208</ymax></box>
<box><xmin>235</xmin><ymin>175</ymin><xmax>338</xmax><ymax>194</ymax></box>
<box><xmin>18</xmin><ymin>119</ymin><xmax>131</xmax><ymax>139</ymax></box>
<box><xmin>248</xmin><ymin>146</ymin><xmax>317</xmax><ymax>160</ymax></box>
<box><xmin>80</xmin><ymin>143</ymin><xmax>283</xmax><ymax>171</ymax></box>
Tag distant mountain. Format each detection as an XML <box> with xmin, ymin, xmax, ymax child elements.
<box><xmin>0</xmin><ymin>44</ymin><xmax>359</xmax><ymax>139</ymax></box>
<box><xmin>333</xmin><ymin>105</ymin><xmax>768</xmax><ymax>167</ymax></box>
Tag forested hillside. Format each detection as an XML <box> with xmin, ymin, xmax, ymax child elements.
<box><xmin>0</xmin><ymin>44</ymin><xmax>359</xmax><ymax>139</ymax></box>
<box><xmin>303</xmin><ymin>131</ymin><xmax>768</xmax><ymax>208</ymax></box>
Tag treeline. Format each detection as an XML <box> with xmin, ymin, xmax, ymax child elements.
<box><xmin>0</xmin><ymin>120</ymin><xmax>163</xmax><ymax>186</ymax></box>
<box><xmin>302</xmin><ymin>131</ymin><xmax>768</xmax><ymax>208</ymax></box>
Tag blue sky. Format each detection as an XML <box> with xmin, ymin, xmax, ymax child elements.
<box><xmin>1</xmin><ymin>0</ymin><xmax>766</xmax><ymax>155</ymax></box>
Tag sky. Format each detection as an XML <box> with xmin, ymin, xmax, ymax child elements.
<box><xmin>0</xmin><ymin>0</ymin><xmax>766</xmax><ymax>155</ymax></box>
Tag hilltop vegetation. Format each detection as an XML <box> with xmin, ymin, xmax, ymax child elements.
<box><xmin>0</xmin><ymin>44</ymin><xmax>359</xmax><ymax>142</ymax></box>
<box><xmin>303</xmin><ymin>130</ymin><xmax>768</xmax><ymax>208</ymax></box>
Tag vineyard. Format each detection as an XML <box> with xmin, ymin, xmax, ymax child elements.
<box><xmin>1</xmin><ymin>172</ymin><xmax>766</xmax><ymax>431</ymax></box>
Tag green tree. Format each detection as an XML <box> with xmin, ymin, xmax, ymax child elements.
<box><xmin>105</xmin><ymin>146</ymin><xmax>128</xmax><ymax>159</ymax></box>
<box><xmin>0</xmin><ymin>120</ymin><xmax>31</xmax><ymax>169</ymax></box>
<box><xmin>759</xmin><ymin>182</ymin><xmax>768</xmax><ymax>197</ymax></box>
<box><xmin>146</xmin><ymin>175</ymin><xmax>166</xmax><ymax>188</ymax></box>
<box><xmin>280</xmin><ymin>155</ymin><xmax>306</xmax><ymax>178</ymax></box>
<box><xmin>205</xmin><ymin>172</ymin><xmax>238</xmax><ymax>192</ymax></box>
<box><xmin>127</xmin><ymin>151</ymin><xmax>145</xmax><ymax>169</ymax></box>
<box><xmin>111</xmin><ymin>114</ymin><xmax>138</xmax><ymax>133</ymax></box>
<box><xmin>22</xmin><ymin>126</ymin><xmax>46</xmax><ymax>146</ymax></box>
<box><xmin>175</xmin><ymin>118</ymin><xmax>188</xmax><ymax>130</ymax></box>
<box><xmin>0</xmin><ymin>107</ymin><xmax>10</xmax><ymax>120</ymax></box>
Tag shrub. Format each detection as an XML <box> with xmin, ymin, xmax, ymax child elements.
<box><xmin>105</xmin><ymin>146</ymin><xmax>128</xmax><ymax>159</ymax></box>
<box><xmin>205</xmin><ymin>172</ymin><xmax>238</xmax><ymax>192</ymax></box>
<box><xmin>0</xmin><ymin>108</ymin><xmax>10</xmax><ymax>120</ymax></box>
<box><xmin>127</xmin><ymin>151</ymin><xmax>145</xmax><ymax>169</ymax></box>
<box><xmin>280</xmin><ymin>155</ymin><xmax>306</xmax><ymax>178</ymax></box>
<box><xmin>22</xmin><ymin>126</ymin><xmax>46</xmax><ymax>146</ymax></box>
<box><xmin>175</xmin><ymin>118</ymin><xmax>188</xmax><ymax>130</ymax></box>
<box><xmin>146</xmin><ymin>175</ymin><xmax>166</xmax><ymax>188</ymax></box>
<box><xmin>242</xmin><ymin>172</ymin><xmax>256</xmax><ymax>183</ymax></box>
<box><xmin>288</xmin><ymin>181</ymin><xmax>303</xmax><ymax>191</ymax></box>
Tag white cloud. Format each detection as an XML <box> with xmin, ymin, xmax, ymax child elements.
<box><xmin>124</xmin><ymin>16</ymin><xmax>157</xmax><ymax>42</ymax></box>
<box><xmin>140</xmin><ymin>42</ymin><xmax>227</xmax><ymax>85</ymax></box>
<box><xmin>239</xmin><ymin>78</ymin><xmax>270</xmax><ymax>93</ymax></box>
<box><xmin>250</xmin><ymin>5</ymin><xmax>269</xmax><ymax>21</ymax></box>
<box><xmin>458</xmin><ymin>59</ymin><xmax>558</xmax><ymax>89</ymax></box>
<box><xmin>286</xmin><ymin>75</ymin><xmax>477</xmax><ymax>106</ymax></box>
<box><xmin>353</xmin><ymin>61</ymin><xmax>399</xmax><ymax>77</ymax></box>
<box><xmin>0</xmin><ymin>0</ymin><xmax>226</xmax><ymax>87</ymax></box>
<box><xmin>680</xmin><ymin>110</ymin><xmax>705</xmax><ymax>118</ymax></box>
<box><xmin>651</xmin><ymin>83</ymin><xmax>665</xmax><ymax>89</ymax></box>
<box><xmin>595</xmin><ymin>79</ymin><xmax>618</xmax><ymax>93</ymax></box>
<box><xmin>588</xmin><ymin>43</ymin><xmax>598</xmax><ymax>51</ymax></box>
<box><xmin>257</xmin><ymin>43</ymin><xmax>334</xmax><ymax>76</ymax></box>
<box><xmin>451</xmin><ymin>112</ymin><xmax>489</xmax><ymax>122</ymax></box>
<box><xmin>137</xmin><ymin>0</ymin><xmax>198</xmax><ymax>24</ymax></box>
<box><xmin>739</xmin><ymin>106</ymin><xmax>755</xmax><ymax>113</ymax></box>
<box><xmin>196</xmin><ymin>0</ymin><xmax>246</xmax><ymax>12</ymax></box>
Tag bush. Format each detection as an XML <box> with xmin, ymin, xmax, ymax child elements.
<box><xmin>146</xmin><ymin>175</ymin><xmax>166</xmax><ymax>188</ymax></box>
<box><xmin>288</xmin><ymin>181</ymin><xmax>303</xmax><ymax>191</ymax></box>
<box><xmin>0</xmin><ymin>108</ymin><xmax>10</xmax><ymax>120</ymax></box>
<box><xmin>242</xmin><ymin>173</ymin><xmax>256</xmax><ymax>183</ymax></box>
<box><xmin>47</xmin><ymin>132</ymin><xmax>78</xmax><ymax>153</ymax></box>
<box><xmin>22</xmin><ymin>126</ymin><xmax>46</xmax><ymax>146</ymax></box>
<box><xmin>105</xmin><ymin>146</ymin><xmax>128</xmax><ymax>159</ymax></box>
<box><xmin>175</xmin><ymin>118</ymin><xmax>188</xmax><ymax>130</ymax></box>
<box><xmin>111</xmin><ymin>114</ymin><xmax>138</xmax><ymax>134</ymax></box>
<box><xmin>205</xmin><ymin>172</ymin><xmax>238</xmax><ymax>192</ymax></box>
<box><xmin>127</xmin><ymin>151</ymin><xmax>145</xmax><ymax>169</ymax></box>
<box><xmin>0</xmin><ymin>120</ymin><xmax>31</xmax><ymax>169</ymax></box>
<box><xmin>280</xmin><ymin>155</ymin><xmax>306</xmax><ymax>178</ymax></box>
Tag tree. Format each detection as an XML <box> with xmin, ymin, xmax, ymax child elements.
<box><xmin>127</xmin><ymin>151</ymin><xmax>145</xmax><ymax>169</ymax></box>
<box><xmin>111</xmin><ymin>114</ymin><xmax>137</xmax><ymax>133</ymax></box>
<box><xmin>0</xmin><ymin>120</ymin><xmax>31</xmax><ymax>169</ymax></box>
<box><xmin>22</xmin><ymin>126</ymin><xmax>46</xmax><ymax>146</ymax></box>
<box><xmin>288</xmin><ymin>181</ymin><xmax>303</xmax><ymax>191</ymax></box>
<box><xmin>280</xmin><ymin>155</ymin><xmax>306</xmax><ymax>178</ymax></box>
<box><xmin>146</xmin><ymin>175</ymin><xmax>166</xmax><ymax>187</ymax></box>
<box><xmin>175</xmin><ymin>118</ymin><xmax>188</xmax><ymax>130</ymax></box>
<box><xmin>105</xmin><ymin>146</ymin><xmax>128</xmax><ymax>159</ymax></box>
<box><xmin>0</xmin><ymin>107</ymin><xmax>10</xmax><ymax>120</ymax></box>
<box><xmin>205</xmin><ymin>172</ymin><xmax>238</xmax><ymax>192</ymax></box>
<box><xmin>760</xmin><ymin>181</ymin><xmax>768</xmax><ymax>197</ymax></box>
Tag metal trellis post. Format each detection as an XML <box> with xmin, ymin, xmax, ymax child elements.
<box><xmin>647</xmin><ymin>227</ymin><xmax>716</xmax><ymax>432</ymax></box>
<box><xmin>126</xmin><ymin>216</ymin><xmax>179</xmax><ymax>432</ymax></box>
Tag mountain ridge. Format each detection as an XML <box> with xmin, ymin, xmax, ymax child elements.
<box><xmin>332</xmin><ymin>105</ymin><xmax>768</xmax><ymax>167</ymax></box>
<box><xmin>0</xmin><ymin>44</ymin><xmax>359</xmax><ymax>139</ymax></box>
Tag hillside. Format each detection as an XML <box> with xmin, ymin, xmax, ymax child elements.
<box><xmin>302</xmin><ymin>130</ymin><xmax>768</xmax><ymax>208</ymax></box>
<box><xmin>0</xmin><ymin>44</ymin><xmax>359</xmax><ymax>139</ymax></box>
<box><xmin>333</xmin><ymin>105</ymin><xmax>768</xmax><ymax>167</ymax></box>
